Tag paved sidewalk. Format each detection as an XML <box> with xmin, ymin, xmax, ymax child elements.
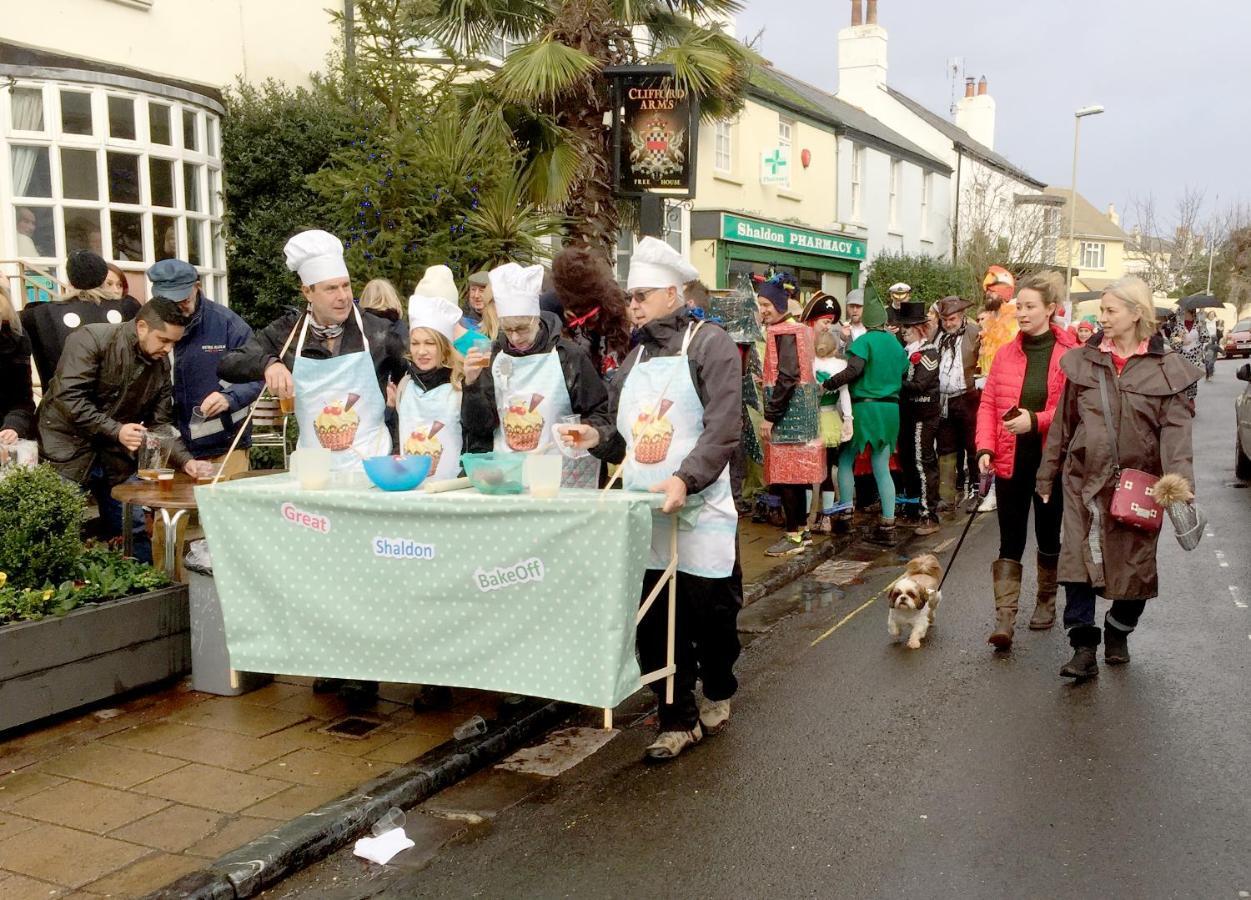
<box><xmin>0</xmin><ymin>516</ymin><xmax>829</xmax><ymax>898</ymax></box>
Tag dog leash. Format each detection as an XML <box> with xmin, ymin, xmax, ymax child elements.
<box><xmin>936</xmin><ymin>470</ymin><xmax>994</xmax><ymax>592</ymax></box>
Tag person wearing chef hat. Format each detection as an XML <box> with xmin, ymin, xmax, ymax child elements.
<box><xmin>390</xmin><ymin>292</ymin><xmax>468</xmax><ymax>483</ymax></box>
<box><xmin>218</xmin><ymin>229</ymin><xmax>406</xmax><ymax>472</ymax></box>
<box><xmin>460</xmin><ymin>262</ymin><xmax>613</xmax><ymax>488</ymax></box>
<box><xmin>559</xmin><ymin>236</ymin><xmax>743</xmax><ymax>761</ymax></box>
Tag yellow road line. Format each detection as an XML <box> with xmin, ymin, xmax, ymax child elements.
<box><xmin>811</xmin><ymin>590</ymin><xmax>886</xmax><ymax>647</ymax></box>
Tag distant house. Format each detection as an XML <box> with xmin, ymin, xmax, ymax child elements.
<box><xmin>1044</xmin><ymin>188</ymin><xmax>1131</xmax><ymax>295</ymax></box>
<box><xmin>833</xmin><ymin>0</ymin><xmax>1051</xmax><ymax>267</ymax></box>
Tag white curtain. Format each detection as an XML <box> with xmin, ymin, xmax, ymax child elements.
<box><xmin>10</xmin><ymin>90</ymin><xmax>44</xmax><ymax>196</ymax></box>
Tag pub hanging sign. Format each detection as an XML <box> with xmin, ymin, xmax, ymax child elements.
<box><xmin>608</xmin><ymin>65</ymin><xmax>698</xmax><ymax>198</ymax></box>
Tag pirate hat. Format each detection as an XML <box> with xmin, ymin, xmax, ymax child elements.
<box><xmin>933</xmin><ymin>296</ymin><xmax>973</xmax><ymax>318</ymax></box>
<box><xmin>800</xmin><ymin>291</ymin><xmax>842</xmax><ymax>325</ymax></box>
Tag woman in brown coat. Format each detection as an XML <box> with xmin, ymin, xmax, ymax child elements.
<box><xmin>1036</xmin><ymin>277</ymin><xmax>1200</xmax><ymax>679</ymax></box>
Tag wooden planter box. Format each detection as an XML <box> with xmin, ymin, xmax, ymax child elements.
<box><xmin>0</xmin><ymin>584</ymin><xmax>190</xmax><ymax>732</ymax></box>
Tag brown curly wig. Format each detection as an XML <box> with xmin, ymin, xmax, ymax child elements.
<box><xmin>551</xmin><ymin>246</ymin><xmax>631</xmax><ymax>360</ymax></box>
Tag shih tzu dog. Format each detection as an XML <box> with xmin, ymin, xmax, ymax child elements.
<box><xmin>887</xmin><ymin>553</ymin><xmax>942</xmax><ymax>649</ymax></box>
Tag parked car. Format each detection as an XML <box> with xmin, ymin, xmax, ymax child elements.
<box><xmin>1224</xmin><ymin>318</ymin><xmax>1251</xmax><ymax>359</ymax></box>
<box><xmin>1237</xmin><ymin>363</ymin><xmax>1251</xmax><ymax>480</ymax></box>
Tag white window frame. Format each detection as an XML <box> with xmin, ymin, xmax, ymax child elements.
<box><xmin>1080</xmin><ymin>240</ymin><xmax>1107</xmax><ymax>270</ymax></box>
<box><xmin>714</xmin><ymin>120</ymin><xmax>733</xmax><ymax>173</ymax></box>
<box><xmin>889</xmin><ymin>158</ymin><xmax>901</xmax><ymax>228</ymax></box>
<box><xmin>777</xmin><ymin>115</ymin><xmax>793</xmax><ymax>188</ymax></box>
<box><xmin>920</xmin><ymin>171</ymin><xmax>932</xmax><ymax>239</ymax></box>
<box><xmin>2</xmin><ymin>79</ymin><xmax>226</xmax><ymax>301</ymax></box>
<box><xmin>851</xmin><ymin>144</ymin><xmax>864</xmax><ymax>220</ymax></box>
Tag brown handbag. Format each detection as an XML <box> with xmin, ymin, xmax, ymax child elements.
<box><xmin>1097</xmin><ymin>369</ymin><xmax>1163</xmax><ymax>532</ymax></box>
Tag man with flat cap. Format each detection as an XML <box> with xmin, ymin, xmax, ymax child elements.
<box><xmin>149</xmin><ymin>260</ymin><xmax>262</xmax><ymax>477</ymax></box>
<box><xmin>932</xmin><ymin>295</ymin><xmax>981</xmax><ymax>509</ymax></box>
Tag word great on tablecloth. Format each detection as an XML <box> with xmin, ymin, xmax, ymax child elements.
<box><xmin>474</xmin><ymin>557</ymin><xmax>546</xmax><ymax>593</ymax></box>
<box><xmin>280</xmin><ymin>502</ymin><xmax>331</xmax><ymax>534</ymax></box>
<box><xmin>372</xmin><ymin>537</ymin><xmax>437</xmax><ymax>560</ymax></box>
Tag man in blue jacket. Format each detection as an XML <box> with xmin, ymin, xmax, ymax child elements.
<box><xmin>147</xmin><ymin>260</ymin><xmax>263</xmax><ymax>473</ymax></box>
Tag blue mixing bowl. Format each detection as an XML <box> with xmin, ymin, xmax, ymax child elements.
<box><xmin>362</xmin><ymin>454</ymin><xmax>433</xmax><ymax>492</ymax></box>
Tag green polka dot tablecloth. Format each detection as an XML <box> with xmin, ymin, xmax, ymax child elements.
<box><xmin>196</xmin><ymin>476</ymin><xmax>664</xmax><ymax>709</ymax></box>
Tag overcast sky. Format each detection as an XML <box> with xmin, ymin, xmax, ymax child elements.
<box><xmin>736</xmin><ymin>0</ymin><xmax>1251</xmax><ymax>233</ymax></box>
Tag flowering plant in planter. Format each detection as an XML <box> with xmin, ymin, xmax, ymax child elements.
<box><xmin>0</xmin><ymin>545</ymin><xmax>171</xmax><ymax>627</ymax></box>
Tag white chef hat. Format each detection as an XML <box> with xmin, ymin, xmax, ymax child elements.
<box><xmin>407</xmin><ymin>293</ymin><xmax>463</xmax><ymax>342</ymax></box>
<box><xmin>414</xmin><ymin>265</ymin><xmax>459</xmax><ymax>304</ymax></box>
<box><xmin>489</xmin><ymin>263</ymin><xmax>544</xmax><ymax>318</ymax></box>
<box><xmin>284</xmin><ymin>229</ymin><xmax>349</xmax><ymax>287</ymax></box>
<box><xmin>626</xmin><ymin>236</ymin><xmax>699</xmax><ymax>292</ymax></box>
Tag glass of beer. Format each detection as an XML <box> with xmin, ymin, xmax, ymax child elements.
<box><xmin>279</xmin><ymin>392</ymin><xmax>295</xmax><ymax>415</ymax></box>
<box><xmin>157</xmin><ymin>470</ymin><xmax>175</xmax><ymax>493</ymax></box>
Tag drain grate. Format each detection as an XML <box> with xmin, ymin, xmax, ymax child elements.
<box><xmin>320</xmin><ymin>716</ymin><xmax>387</xmax><ymax>739</ymax></box>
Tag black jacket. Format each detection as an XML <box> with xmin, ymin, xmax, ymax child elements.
<box><xmin>604</xmin><ymin>310</ymin><xmax>742</xmax><ymax>495</ymax></box>
<box><xmin>462</xmin><ymin>312</ymin><xmax>613</xmax><ymax>458</ymax></box>
<box><xmin>37</xmin><ymin>322</ymin><xmax>190</xmax><ymax>486</ymax></box>
<box><xmin>901</xmin><ymin>341</ymin><xmax>941</xmax><ymax>416</ymax></box>
<box><xmin>20</xmin><ymin>292</ymin><xmax>138</xmax><ymax>386</ymax></box>
<box><xmin>0</xmin><ymin>326</ymin><xmax>35</xmax><ymax>439</ymax></box>
<box><xmin>217</xmin><ymin>306</ymin><xmax>407</xmax><ymax>398</ymax></box>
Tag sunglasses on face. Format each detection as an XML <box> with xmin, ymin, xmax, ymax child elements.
<box><xmin>628</xmin><ymin>288</ymin><xmax>662</xmax><ymax>306</ymax></box>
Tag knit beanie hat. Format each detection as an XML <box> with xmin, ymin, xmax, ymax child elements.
<box><xmin>860</xmin><ymin>284</ymin><xmax>888</xmax><ymax>329</ymax></box>
<box><xmin>67</xmin><ymin>250</ymin><xmax>108</xmax><ymax>290</ymax></box>
<box><xmin>756</xmin><ymin>280</ymin><xmax>789</xmax><ymax>313</ymax></box>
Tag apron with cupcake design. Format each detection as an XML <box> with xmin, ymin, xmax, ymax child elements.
<box><xmin>397</xmin><ymin>373</ymin><xmax>462</xmax><ymax>482</ymax></box>
<box><xmin>292</xmin><ymin>306</ymin><xmax>389</xmax><ymax>473</ymax></box>
<box><xmin>617</xmin><ymin>323</ymin><xmax>737</xmax><ymax>579</ymax></box>
<box><xmin>491</xmin><ymin>349</ymin><xmax>601</xmax><ymax>488</ymax></box>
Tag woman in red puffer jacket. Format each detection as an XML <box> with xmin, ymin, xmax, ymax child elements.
<box><xmin>975</xmin><ymin>271</ymin><xmax>1077</xmax><ymax>650</ymax></box>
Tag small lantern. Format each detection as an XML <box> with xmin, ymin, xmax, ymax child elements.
<box><xmin>801</xmin><ymin>148</ymin><xmax>812</xmax><ymax>169</ymax></box>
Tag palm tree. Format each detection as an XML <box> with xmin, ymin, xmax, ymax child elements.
<box><xmin>426</xmin><ymin>0</ymin><xmax>756</xmax><ymax>259</ymax></box>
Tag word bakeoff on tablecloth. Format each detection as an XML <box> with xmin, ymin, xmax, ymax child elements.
<box><xmin>197</xmin><ymin>477</ymin><xmax>666</xmax><ymax>708</ymax></box>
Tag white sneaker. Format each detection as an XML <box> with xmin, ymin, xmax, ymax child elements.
<box><xmin>979</xmin><ymin>486</ymin><xmax>997</xmax><ymax>513</ymax></box>
<box><xmin>645</xmin><ymin>723</ymin><xmax>703</xmax><ymax>760</ymax></box>
<box><xmin>697</xmin><ymin>697</ymin><xmax>731</xmax><ymax>734</ymax></box>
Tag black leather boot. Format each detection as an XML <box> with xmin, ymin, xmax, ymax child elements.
<box><xmin>1103</xmin><ymin>623</ymin><xmax>1131</xmax><ymax>665</ymax></box>
<box><xmin>1060</xmin><ymin>626</ymin><xmax>1100</xmax><ymax>679</ymax></box>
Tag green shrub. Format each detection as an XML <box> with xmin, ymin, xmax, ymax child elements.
<box><xmin>866</xmin><ymin>252</ymin><xmax>977</xmax><ymax>307</ymax></box>
<box><xmin>0</xmin><ymin>466</ymin><xmax>85</xmax><ymax>589</ymax></box>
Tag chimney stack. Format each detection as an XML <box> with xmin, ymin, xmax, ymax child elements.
<box><xmin>954</xmin><ymin>72</ymin><xmax>996</xmax><ymax>149</ymax></box>
<box><xmin>1107</xmin><ymin>203</ymin><xmax>1120</xmax><ymax>227</ymax></box>
<box><xmin>838</xmin><ymin>0</ymin><xmax>888</xmax><ymax>101</ymax></box>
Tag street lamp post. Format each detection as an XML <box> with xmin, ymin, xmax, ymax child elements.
<box><xmin>1064</xmin><ymin>105</ymin><xmax>1105</xmax><ymax>309</ymax></box>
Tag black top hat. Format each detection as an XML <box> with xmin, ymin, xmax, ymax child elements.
<box><xmin>800</xmin><ymin>291</ymin><xmax>842</xmax><ymax>324</ymax></box>
<box><xmin>894</xmin><ymin>300</ymin><xmax>929</xmax><ymax>327</ymax></box>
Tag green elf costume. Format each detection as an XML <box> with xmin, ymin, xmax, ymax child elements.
<box><xmin>819</xmin><ymin>285</ymin><xmax>909</xmax><ymax>543</ymax></box>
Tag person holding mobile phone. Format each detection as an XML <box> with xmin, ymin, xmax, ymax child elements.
<box><xmin>975</xmin><ymin>271</ymin><xmax>1078</xmax><ymax>650</ymax></box>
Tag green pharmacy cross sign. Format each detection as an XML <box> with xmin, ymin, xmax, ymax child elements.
<box><xmin>760</xmin><ymin>148</ymin><xmax>789</xmax><ymax>185</ymax></box>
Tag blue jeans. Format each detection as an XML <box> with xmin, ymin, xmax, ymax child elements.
<box><xmin>1062</xmin><ymin>581</ymin><xmax>1146</xmax><ymax>646</ymax></box>
<box><xmin>89</xmin><ymin>465</ymin><xmax>152</xmax><ymax>564</ymax></box>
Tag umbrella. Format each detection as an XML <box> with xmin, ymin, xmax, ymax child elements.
<box><xmin>1179</xmin><ymin>294</ymin><xmax>1225</xmax><ymax>311</ymax></box>
<box><xmin>1155</xmin><ymin>306</ymin><xmax>1175</xmax><ymax>320</ymax></box>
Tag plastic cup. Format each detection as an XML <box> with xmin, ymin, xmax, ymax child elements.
<box><xmin>157</xmin><ymin>470</ymin><xmax>175</xmax><ymax>493</ymax></box>
<box><xmin>290</xmin><ymin>447</ymin><xmax>332</xmax><ymax>490</ymax></box>
<box><xmin>525</xmin><ymin>455</ymin><xmax>562</xmax><ymax>498</ymax></box>
<box><xmin>554</xmin><ymin>414</ymin><xmax>589</xmax><ymax>460</ymax></box>
<box><xmin>370</xmin><ymin>806</ymin><xmax>406</xmax><ymax>838</ymax></box>
<box><xmin>279</xmin><ymin>394</ymin><xmax>295</xmax><ymax>415</ymax></box>
<box><xmin>453</xmin><ymin>715</ymin><xmax>488</xmax><ymax>741</ymax></box>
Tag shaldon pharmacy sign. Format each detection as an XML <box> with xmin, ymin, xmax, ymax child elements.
<box><xmin>720</xmin><ymin>213</ymin><xmax>867</xmax><ymax>261</ymax></box>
